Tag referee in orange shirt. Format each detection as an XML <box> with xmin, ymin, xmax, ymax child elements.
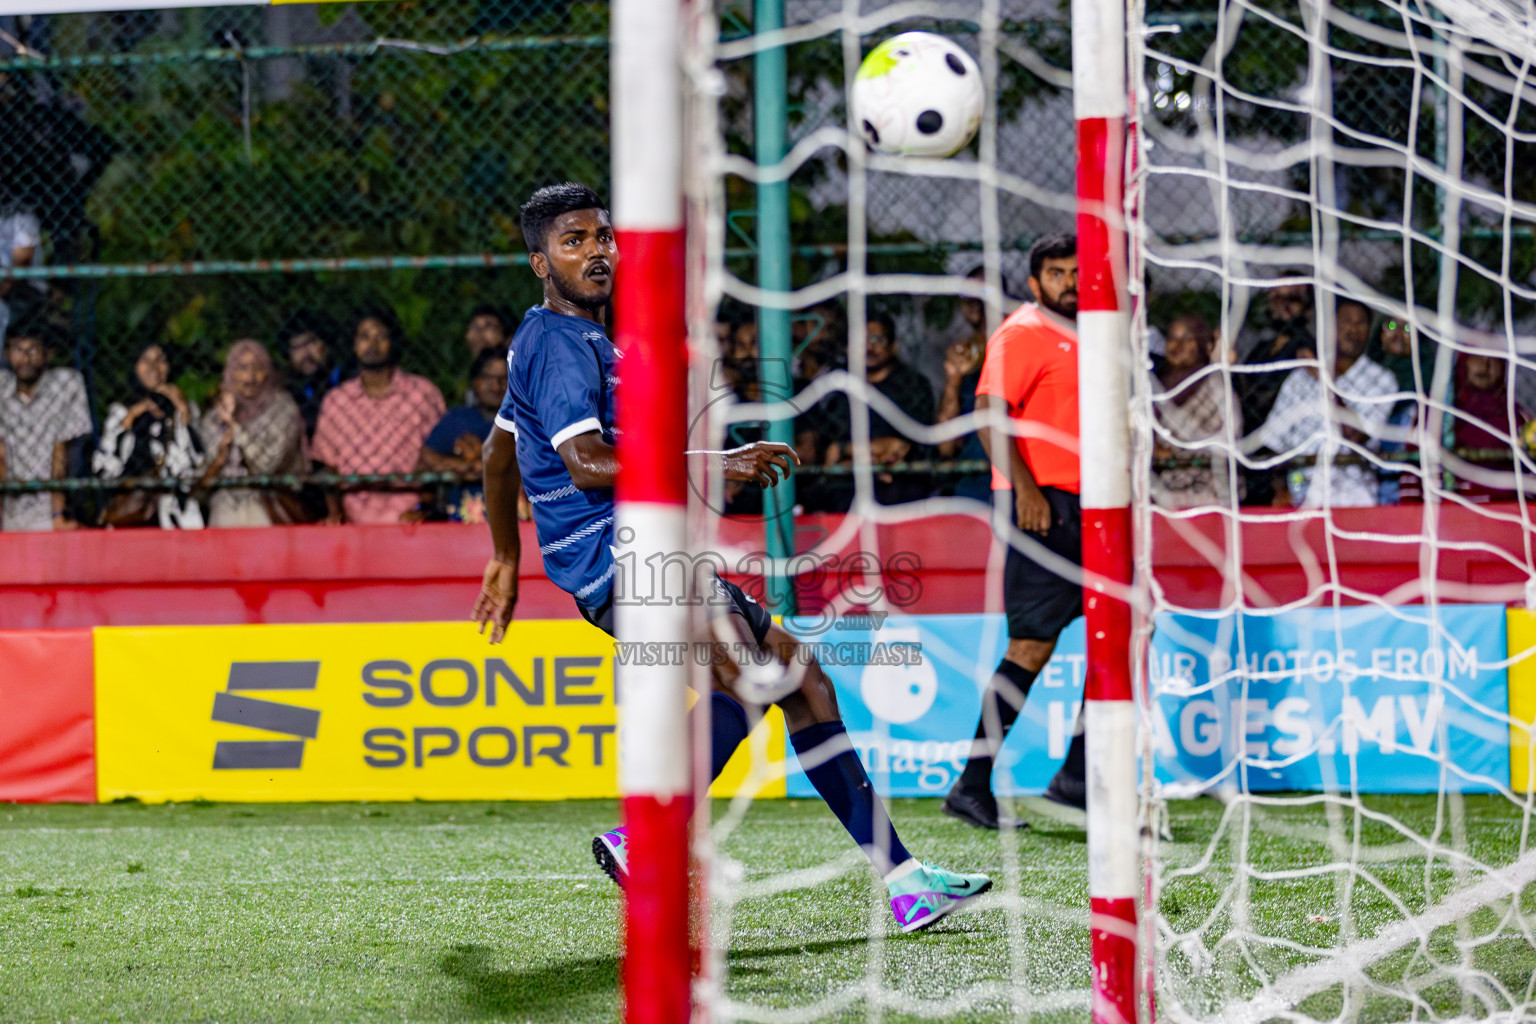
<box><xmin>943</xmin><ymin>233</ymin><xmax>1088</xmax><ymax>830</ymax></box>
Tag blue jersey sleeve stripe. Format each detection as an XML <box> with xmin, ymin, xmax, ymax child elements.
<box><xmin>494</xmin><ymin>413</ymin><xmax>518</xmax><ymax>438</ymax></box>
<box><xmin>549</xmin><ymin>416</ymin><xmax>602</xmax><ymax>451</ymax></box>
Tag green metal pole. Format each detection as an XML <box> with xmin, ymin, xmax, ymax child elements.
<box><xmin>754</xmin><ymin>0</ymin><xmax>795</xmax><ymax>615</ymax></box>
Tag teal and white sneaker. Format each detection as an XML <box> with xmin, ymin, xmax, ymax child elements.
<box><xmin>886</xmin><ymin>859</ymin><xmax>993</xmax><ymax>933</ymax></box>
<box><xmin>592</xmin><ymin>826</ymin><xmax>628</xmax><ymax>888</ymax></box>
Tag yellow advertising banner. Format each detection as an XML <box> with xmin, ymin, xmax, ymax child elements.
<box><xmin>1508</xmin><ymin>610</ymin><xmax>1536</xmax><ymax>793</ymax></box>
<box><xmin>95</xmin><ymin>621</ymin><xmax>786</xmax><ymax>803</ymax></box>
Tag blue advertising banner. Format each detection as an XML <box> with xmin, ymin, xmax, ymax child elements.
<box><xmin>1146</xmin><ymin>604</ymin><xmax>1509</xmax><ymax>795</ymax></box>
<box><xmin>782</xmin><ymin>606</ymin><xmax>1509</xmax><ymax>798</ymax></box>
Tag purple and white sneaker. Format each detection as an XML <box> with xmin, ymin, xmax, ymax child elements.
<box><xmin>886</xmin><ymin>859</ymin><xmax>993</xmax><ymax>933</ymax></box>
<box><xmin>592</xmin><ymin>826</ymin><xmax>628</xmax><ymax>888</ymax></box>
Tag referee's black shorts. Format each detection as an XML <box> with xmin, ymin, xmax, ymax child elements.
<box><xmin>1000</xmin><ymin>485</ymin><xmax>1084</xmax><ymax>641</ymax></box>
<box><xmin>577</xmin><ymin>573</ymin><xmax>774</xmax><ymax>646</ymax></box>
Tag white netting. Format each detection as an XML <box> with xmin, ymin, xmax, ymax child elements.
<box><xmin>1134</xmin><ymin>0</ymin><xmax>1536</xmax><ymax>1020</ymax></box>
<box><xmin>684</xmin><ymin>2</ymin><xmax>1086</xmax><ymax>1020</ymax></box>
<box><xmin>677</xmin><ymin>0</ymin><xmax>1536</xmax><ymax>1019</ymax></box>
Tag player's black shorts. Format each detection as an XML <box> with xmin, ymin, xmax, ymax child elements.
<box><xmin>577</xmin><ymin>573</ymin><xmax>774</xmax><ymax>646</ymax></box>
<box><xmin>1001</xmin><ymin>485</ymin><xmax>1084</xmax><ymax>641</ymax></box>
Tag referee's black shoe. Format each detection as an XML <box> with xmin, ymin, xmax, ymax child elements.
<box><xmin>942</xmin><ymin>783</ymin><xmax>1029</xmax><ymax>830</ymax></box>
<box><xmin>1042</xmin><ymin>769</ymin><xmax>1086</xmax><ymax>812</ymax></box>
<box><xmin>1032</xmin><ymin>769</ymin><xmax>1087</xmax><ymax>828</ymax></box>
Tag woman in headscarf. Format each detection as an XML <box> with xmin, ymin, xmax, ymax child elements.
<box><xmin>1151</xmin><ymin>315</ymin><xmax>1244</xmax><ymax>508</ymax></box>
<box><xmin>93</xmin><ymin>341</ymin><xmax>205</xmax><ymax>528</ymax></box>
<box><xmin>198</xmin><ymin>339</ymin><xmax>309</xmax><ymax>527</ymax></box>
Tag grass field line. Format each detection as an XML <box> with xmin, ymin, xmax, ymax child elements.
<box><xmin>717</xmin><ymin>980</ymin><xmax>1092</xmax><ymax>1023</ymax></box>
<box><xmin>0</xmin><ymin>873</ymin><xmax>608</xmax><ymax>887</ymax></box>
<box><xmin>0</xmin><ymin>822</ymin><xmax>525</xmax><ymax>835</ymax></box>
<box><xmin>1218</xmin><ymin>845</ymin><xmax>1536</xmax><ymax>1024</ymax></box>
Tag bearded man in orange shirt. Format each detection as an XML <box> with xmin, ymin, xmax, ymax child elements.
<box><xmin>944</xmin><ymin>233</ymin><xmax>1090</xmax><ymax>830</ymax></box>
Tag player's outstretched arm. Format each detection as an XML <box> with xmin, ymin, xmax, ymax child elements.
<box><xmin>475</xmin><ymin>423</ymin><xmax>522</xmax><ymax>644</ymax></box>
<box><xmin>718</xmin><ymin>441</ymin><xmax>799</xmax><ymax>487</ymax></box>
<box><xmin>558</xmin><ymin>435</ymin><xmax>798</xmax><ymax>492</ymax></box>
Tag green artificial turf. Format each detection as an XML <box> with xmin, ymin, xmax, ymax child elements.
<box><xmin>0</xmin><ymin>796</ymin><xmax>1532</xmax><ymax>1022</ymax></box>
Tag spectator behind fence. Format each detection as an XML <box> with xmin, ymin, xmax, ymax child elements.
<box><xmin>1150</xmin><ymin>316</ymin><xmax>1243</xmax><ymax>508</ymax></box>
<box><xmin>920</xmin><ymin>266</ymin><xmax>990</xmax><ymax>397</ymax></box>
<box><xmin>419</xmin><ymin>345</ymin><xmax>507</xmax><ymax>523</ymax></box>
<box><xmin>463</xmin><ymin>304</ymin><xmax>513</xmax><ymax>404</ymax></box>
<box><xmin>934</xmin><ymin>277</ymin><xmax>991</xmax><ymax>502</ymax></box>
<box><xmin>1451</xmin><ymin>350</ymin><xmax>1530</xmax><ymax>503</ymax></box>
<box><xmin>1235</xmin><ymin>276</ymin><xmax>1314</xmax><ymax>503</ymax></box>
<box><xmin>0</xmin><ymin>319</ymin><xmax>91</xmax><ymax>531</ymax></box>
<box><xmin>1367</xmin><ymin>315</ymin><xmax>1436</xmax><ymax>402</ymax></box>
<box><xmin>93</xmin><ymin>341</ymin><xmax>204</xmax><ymax>528</ymax></box>
<box><xmin>312</xmin><ymin>307</ymin><xmax>445</xmax><ymax>524</ymax></box>
<box><xmin>198</xmin><ymin>340</ymin><xmax>309</xmax><ymax>528</ymax></box>
<box><xmin>1247</xmin><ymin>298</ymin><xmax>1396</xmax><ymax>507</ymax></box>
<box><xmin>280</xmin><ymin>309</ymin><xmax>341</xmax><ymax>438</ymax></box>
<box><xmin>0</xmin><ymin>207</ymin><xmax>41</xmax><ymax>342</ymax></box>
<box><xmin>465</xmin><ymin>304</ymin><xmax>512</xmax><ymax>360</ymax></box>
<box><xmin>821</xmin><ymin>312</ymin><xmax>935</xmax><ymax>508</ymax></box>
<box><xmin>1365</xmin><ymin>316</ymin><xmax>1435</xmax><ymax>504</ymax></box>
<box><xmin>787</xmin><ymin>313</ymin><xmax>844</xmax><ymax>513</ymax></box>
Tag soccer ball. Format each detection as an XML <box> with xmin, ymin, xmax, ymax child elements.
<box><xmin>852</xmin><ymin>32</ymin><xmax>983</xmax><ymax>158</ymax></box>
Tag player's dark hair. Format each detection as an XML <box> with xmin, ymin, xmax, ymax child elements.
<box><xmin>349</xmin><ymin>304</ymin><xmax>405</xmax><ymax>366</ymax></box>
<box><xmin>277</xmin><ymin>308</ymin><xmax>336</xmax><ymax>351</ymax></box>
<box><xmin>468</xmin><ymin>303</ymin><xmax>512</xmax><ymax>334</ymax></box>
<box><xmin>1028</xmin><ymin>232</ymin><xmax>1077</xmax><ymax>280</ymax></box>
<box><xmin>870</xmin><ymin>311</ymin><xmax>898</xmax><ymax>345</ymax></box>
<box><xmin>519</xmin><ymin>182</ymin><xmax>607</xmax><ymax>256</ymax></box>
<box><xmin>470</xmin><ymin>344</ymin><xmax>507</xmax><ymax>380</ymax></box>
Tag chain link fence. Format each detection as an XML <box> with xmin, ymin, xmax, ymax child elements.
<box><xmin>2</xmin><ymin>0</ymin><xmax>607</xmax><ymax>415</ymax></box>
<box><xmin>0</xmin><ymin>0</ymin><xmax>1528</xmax><ymax>524</ymax></box>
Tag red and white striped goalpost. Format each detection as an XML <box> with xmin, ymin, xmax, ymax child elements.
<box><xmin>1072</xmin><ymin>0</ymin><xmax>1140</xmax><ymax>1019</ymax></box>
<box><xmin>612</xmin><ymin>0</ymin><xmax>691</xmax><ymax>1022</ymax></box>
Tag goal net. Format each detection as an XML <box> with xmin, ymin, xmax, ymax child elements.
<box><xmin>658</xmin><ymin>0</ymin><xmax>1536</xmax><ymax>1019</ymax></box>
<box><xmin>1131</xmin><ymin>0</ymin><xmax>1536</xmax><ymax>1020</ymax></box>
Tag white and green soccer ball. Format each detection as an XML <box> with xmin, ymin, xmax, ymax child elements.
<box><xmin>852</xmin><ymin>32</ymin><xmax>983</xmax><ymax>158</ymax></box>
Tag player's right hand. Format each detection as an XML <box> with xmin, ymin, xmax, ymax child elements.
<box><xmin>474</xmin><ymin>556</ymin><xmax>519</xmax><ymax>644</ymax></box>
<box><xmin>1015</xmin><ymin>482</ymin><xmax>1052</xmax><ymax>535</ymax></box>
<box><xmin>722</xmin><ymin>441</ymin><xmax>799</xmax><ymax>487</ymax></box>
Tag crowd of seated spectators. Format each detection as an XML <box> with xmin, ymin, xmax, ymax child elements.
<box><xmin>0</xmin><ymin>268</ymin><xmax>1531</xmax><ymax>533</ymax></box>
<box><xmin>0</xmin><ymin>303</ymin><xmax>516</xmax><ymax>531</ymax></box>
<box><xmin>715</xmin><ymin>271</ymin><xmax>1534</xmax><ymax>516</ymax></box>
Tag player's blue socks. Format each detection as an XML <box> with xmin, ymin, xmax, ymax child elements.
<box><xmin>708</xmin><ymin>692</ymin><xmax>751</xmax><ymax>781</ymax></box>
<box><xmin>790</xmin><ymin>721</ymin><xmax>911</xmax><ymax>874</ymax></box>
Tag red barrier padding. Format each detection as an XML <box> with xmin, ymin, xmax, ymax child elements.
<box><xmin>0</xmin><ymin>505</ymin><xmax>1529</xmax><ymax>629</ymax></box>
<box><xmin>0</xmin><ymin>629</ymin><xmax>95</xmax><ymax>802</ymax></box>
<box><xmin>0</xmin><ymin>522</ymin><xmax>572</xmax><ymax>629</ymax></box>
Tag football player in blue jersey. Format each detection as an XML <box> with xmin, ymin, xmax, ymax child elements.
<box><xmin>473</xmin><ymin>182</ymin><xmax>990</xmax><ymax>933</ymax></box>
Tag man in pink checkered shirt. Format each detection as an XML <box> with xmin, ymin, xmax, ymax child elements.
<box><xmin>312</xmin><ymin>308</ymin><xmax>445</xmax><ymax>524</ymax></box>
